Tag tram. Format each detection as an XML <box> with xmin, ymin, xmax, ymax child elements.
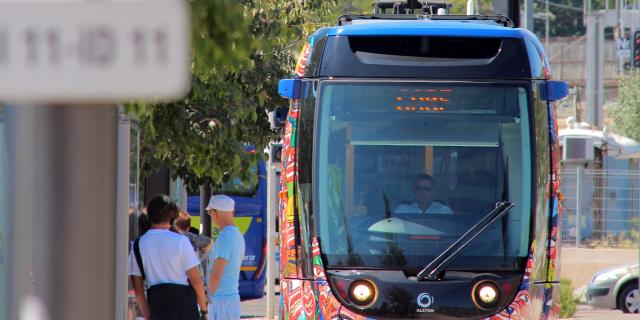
<box><xmin>277</xmin><ymin>3</ymin><xmax>568</xmax><ymax>319</ymax></box>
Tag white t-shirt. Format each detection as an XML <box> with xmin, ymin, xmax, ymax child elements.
<box><xmin>394</xmin><ymin>201</ymin><xmax>454</xmax><ymax>214</ymax></box>
<box><xmin>129</xmin><ymin>229</ymin><xmax>201</xmax><ymax>286</ymax></box>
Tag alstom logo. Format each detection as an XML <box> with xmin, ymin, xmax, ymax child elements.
<box><xmin>417</xmin><ymin>292</ymin><xmax>434</xmax><ymax>308</ymax></box>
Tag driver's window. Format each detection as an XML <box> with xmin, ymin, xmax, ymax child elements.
<box><xmin>351</xmin><ymin>145</ymin><xmax>426</xmax><ymax>219</ymax></box>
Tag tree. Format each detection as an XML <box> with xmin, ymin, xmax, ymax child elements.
<box><xmin>133</xmin><ymin>0</ymin><xmax>338</xmax><ymax>189</ymax></box>
<box><xmin>533</xmin><ymin>0</ymin><xmax>585</xmax><ymax>37</ymax></box>
<box><xmin>344</xmin><ymin>0</ymin><xmax>607</xmax><ymax>37</ymax></box>
<box><xmin>343</xmin><ymin>0</ymin><xmax>472</xmax><ymax>14</ymax></box>
<box><xmin>608</xmin><ymin>71</ymin><xmax>640</xmax><ymax>142</ymax></box>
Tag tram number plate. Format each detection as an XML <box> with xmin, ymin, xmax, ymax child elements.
<box><xmin>0</xmin><ymin>1</ymin><xmax>190</xmax><ymax>102</ymax></box>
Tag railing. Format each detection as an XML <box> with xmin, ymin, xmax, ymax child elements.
<box><xmin>560</xmin><ymin>168</ymin><xmax>640</xmax><ymax>248</ymax></box>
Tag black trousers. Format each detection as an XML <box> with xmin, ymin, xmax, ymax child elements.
<box><xmin>147</xmin><ymin>284</ymin><xmax>199</xmax><ymax>320</ymax></box>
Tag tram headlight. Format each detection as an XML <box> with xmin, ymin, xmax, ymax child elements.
<box><xmin>349</xmin><ymin>279</ymin><xmax>377</xmax><ymax>307</ymax></box>
<box><xmin>479</xmin><ymin>285</ymin><xmax>497</xmax><ymax>303</ymax></box>
<box><xmin>472</xmin><ymin>281</ymin><xmax>500</xmax><ymax>309</ymax></box>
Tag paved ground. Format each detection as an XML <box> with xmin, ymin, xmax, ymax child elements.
<box><xmin>241</xmin><ymin>295</ymin><xmax>637</xmax><ymax>320</ymax></box>
<box><xmin>568</xmin><ymin>304</ymin><xmax>638</xmax><ymax>320</ymax></box>
<box><xmin>240</xmin><ymin>287</ymin><xmax>279</xmax><ymax>319</ymax></box>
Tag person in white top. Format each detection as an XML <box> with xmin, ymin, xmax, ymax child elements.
<box><xmin>129</xmin><ymin>195</ymin><xmax>208</xmax><ymax>320</ymax></box>
<box><xmin>394</xmin><ymin>174</ymin><xmax>453</xmax><ymax>214</ymax></box>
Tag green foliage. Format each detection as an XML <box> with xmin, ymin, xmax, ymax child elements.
<box><xmin>533</xmin><ymin>0</ymin><xmax>585</xmax><ymax>37</ymax></box>
<box><xmin>131</xmin><ymin>0</ymin><xmax>338</xmax><ymax>188</ymax></box>
<box><xmin>340</xmin><ymin>0</ymin><xmax>372</xmax><ymax>14</ymax></box>
<box><xmin>344</xmin><ymin>0</ymin><xmax>601</xmax><ymax>37</ymax></box>
<box><xmin>191</xmin><ymin>0</ymin><xmax>256</xmax><ymax>75</ymax></box>
<box><xmin>342</xmin><ymin>0</ymin><xmax>470</xmax><ymax>14</ymax></box>
<box><xmin>609</xmin><ymin>71</ymin><xmax>640</xmax><ymax>142</ymax></box>
<box><xmin>560</xmin><ymin>278</ymin><xmax>577</xmax><ymax>318</ymax></box>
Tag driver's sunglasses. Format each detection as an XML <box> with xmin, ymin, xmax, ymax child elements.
<box><xmin>415</xmin><ymin>186</ymin><xmax>432</xmax><ymax>192</ymax></box>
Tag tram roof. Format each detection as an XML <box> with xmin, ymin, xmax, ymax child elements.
<box><xmin>327</xmin><ymin>20</ymin><xmax>528</xmax><ymax>38</ymax></box>
<box><xmin>304</xmin><ymin>18</ymin><xmax>550</xmax><ymax>80</ymax></box>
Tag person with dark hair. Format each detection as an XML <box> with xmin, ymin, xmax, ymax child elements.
<box><xmin>137</xmin><ymin>213</ymin><xmax>151</xmax><ymax>237</ymax></box>
<box><xmin>394</xmin><ymin>174</ymin><xmax>453</xmax><ymax>214</ymax></box>
<box><xmin>129</xmin><ymin>195</ymin><xmax>208</xmax><ymax>320</ymax></box>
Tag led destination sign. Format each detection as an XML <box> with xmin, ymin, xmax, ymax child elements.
<box><xmin>394</xmin><ymin>88</ymin><xmax>453</xmax><ymax>112</ymax></box>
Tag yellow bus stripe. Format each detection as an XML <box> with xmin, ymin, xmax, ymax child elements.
<box><xmin>240</xmin><ymin>266</ymin><xmax>258</xmax><ymax>271</ymax></box>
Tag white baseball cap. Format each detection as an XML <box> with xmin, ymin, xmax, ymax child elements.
<box><xmin>206</xmin><ymin>194</ymin><xmax>235</xmax><ymax>212</ymax></box>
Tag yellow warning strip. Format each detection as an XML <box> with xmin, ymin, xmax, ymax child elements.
<box><xmin>240</xmin><ymin>266</ymin><xmax>258</xmax><ymax>271</ymax></box>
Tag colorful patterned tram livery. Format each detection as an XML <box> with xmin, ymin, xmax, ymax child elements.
<box><xmin>277</xmin><ymin>7</ymin><xmax>569</xmax><ymax>320</ymax></box>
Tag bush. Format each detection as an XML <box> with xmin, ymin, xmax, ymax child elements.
<box><xmin>560</xmin><ymin>278</ymin><xmax>577</xmax><ymax>318</ymax></box>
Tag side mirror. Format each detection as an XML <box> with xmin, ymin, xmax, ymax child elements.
<box><xmin>278</xmin><ymin>79</ymin><xmax>301</xmax><ymax>99</ymax></box>
<box><xmin>540</xmin><ymin>80</ymin><xmax>569</xmax><ymax>101</ymax></box>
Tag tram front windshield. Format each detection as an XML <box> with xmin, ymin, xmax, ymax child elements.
<box><xmin>313</xmin><ymin>81</ymin><xmax>532</xmax><ymax>272</ymax></box>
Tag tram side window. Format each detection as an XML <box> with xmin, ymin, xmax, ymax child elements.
<box><xmin>296</xmin><ymin>80</ymin><xmax>317</xmax><ymax>276</ymax></box>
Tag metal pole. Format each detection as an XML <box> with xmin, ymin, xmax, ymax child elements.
<box><xmin>586</xmin><ymin>13</ymin><xmax>598</xmax><ymax>126</ymax></box>
<box><xmin>0</xmin><ymin>109</ymin><xmax>6</xmax><ymax>318</ymax></box>
<box><xmin>546</xmin><ymin>0</ymin><xmax>550</xmax><ymax>52</ymax></box>
<box><xmin>596</xmin><ymin>17</ymin><xmax>605</xmax><ymax>127</ymax></box>
<box><xmin>619</xmin><ymin>0</ymin><xmax>625</xmax><ymax>41</ymax></box>
<box><xmin>525</xmin><ymin>0</ymin><xmax>534</xmax><ymax>31</ymax></box>
<box><xmin>266</xmin><ymin>160</ymin><xmax>277</xmax><ymax>319</ymax></box>
<box><xmin>576</xmin><ymin>166</ymin><xmax>583</xmax><ymax>247</ymax></box>
<box><xmin>116</xmin><ymin>109</ymin><xmax>131</xmax><ymax>320</ymax></box>
<box><xmin>200</xmin><ymin>183</ymin><xmax>212</xmax><ymax>236</ymax></box>
<box><xmin>466</xmin><ymin>0</ymin><xmax>475</xmax><ymax>15</ymax></box>
<box><xmin>583</xmin><ymin>0</ymin><xmax>594</xmax><ymax>26</ymax></box>
<box><xmin>560</xmin><ymin>45</ymin><xmax>565</xmax><ymax>81</ymax></box>
<box><xmin>6</xmin><ymin>104</ymin><xmax>118</xmax><ymax>320</ymax></box>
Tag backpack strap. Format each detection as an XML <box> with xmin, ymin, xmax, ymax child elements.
<box><xmin>133</xmin><ymin>239</ymin><xmax>147</xmax><ymax>280</ymax></box>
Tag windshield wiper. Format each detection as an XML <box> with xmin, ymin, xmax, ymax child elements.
<box><xmin>383</xmin><ymin>191</ymin><xmax>391</xmax><ymax>219</ymax></box>
<box><xmin>416</xmin><ymin>201</ymin><xmax>514</xmax><ymax>281</ymax></box>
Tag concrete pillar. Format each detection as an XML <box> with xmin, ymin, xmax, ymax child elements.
<box><xmin>5</xmin><ymin>105</ymin><xmax>118</xmax><ymax>320</ymax></box>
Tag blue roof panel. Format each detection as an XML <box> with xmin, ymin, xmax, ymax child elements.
<box><xmin>327</xmin><ymin>20</ymin><xmax>528</xmax><ymax>38</ymax></box>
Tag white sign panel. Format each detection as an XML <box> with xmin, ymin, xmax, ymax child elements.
<box><xmin>0</xmin><ymin>1</ymin><xmax>190</xmax><ymax>102</ymax></box>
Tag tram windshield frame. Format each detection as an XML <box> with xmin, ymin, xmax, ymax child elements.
<box><xmin>307</xmin><ymin>80</ymin><xmax>533</xmax><ymax>272</ymax></box>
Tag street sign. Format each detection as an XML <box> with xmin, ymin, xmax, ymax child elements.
<box><xmin>0</xmin><ymin>1</ymin><xmax>190</xmax><ymax>102</ymax></box>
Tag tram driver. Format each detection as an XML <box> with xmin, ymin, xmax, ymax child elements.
<box><xmin>394</xmin><ymin>174</ymin><xmax>453</xmax><ymax>215</ymax></box>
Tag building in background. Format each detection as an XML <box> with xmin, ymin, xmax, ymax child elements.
<box><xmin>560</xmin><ymin>119</ymin><xmax>640</xmax><ymax>248</ymax></box>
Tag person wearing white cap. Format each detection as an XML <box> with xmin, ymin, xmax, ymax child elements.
<box><xmin>205</xmin><ymin>194</ymin><xmax>245</xmax><ymax>320</ymax></box>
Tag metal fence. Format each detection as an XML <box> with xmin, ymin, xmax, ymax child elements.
<box><xmin>560</xmin><ymin>168</ymin><xmax>640</xmax><ymax>248</ymax></box>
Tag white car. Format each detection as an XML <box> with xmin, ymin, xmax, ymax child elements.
<box><xmin>587</xmin><ymin>264</ymin><xmax>639</xmax><ymax>313</ymax></box>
